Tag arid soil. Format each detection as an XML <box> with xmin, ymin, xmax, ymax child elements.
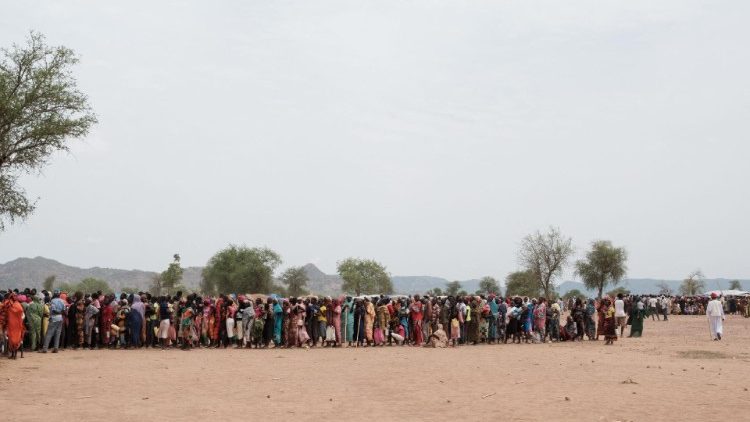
<box><xmin>1</xmin><ymin>315</ymin><xmax>748</xmax><ymax>422</ymax></box>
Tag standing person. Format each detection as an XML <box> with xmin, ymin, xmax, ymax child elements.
<box><xmin>661</xmin><ymin>296</ymin><xmax>670</xmax><ymax>321</ymax></box>
<box><xmin>100</xmin><ymin>296</ymin><xmax>114</xmax><ymax>349</ymax></box>
<box><xmin>468</xmin><ymin>298</ymin><xmax>481</xmax><ymax>345</ymax></box>
<box><xmin>262</xmin><ymin>300</ymin><xmax>274</xmax><ymax>348</ymax></box>
<box><xmin>533</xmin><ymin>298</ymin><xmax>547</xmax><ymax>343</ymax></box>
<box><xmin>4</xmin><ymin>292</ymin><xmax>25</xmax><ymax>359</ymax></box>
<box><xmin>706</xmin><ymin>293</ymin><xmax>725</xmax><ymax>341</ymax></box>
<box><xmin>273</xmin><ymin>299</ymin><xmax>283</xmax><ymax>347</ymax></box>
<box><xmin>342</xmin><ymin>296</ymin><xmax>354</xmax><ymax>346</ymax></box>
<box><xmin>549</xmin><ymin>301</ymin><xmax>561</xmax><ymax>342</ymax></box>
<box><xmin>488</xmin><ymin>295</ymin><xmax>498</xmax><ymax>343</ymax></box>
<box><xmin>602</xmin><ymin>298</ymin><xmax>617</xmax><ymax>345</ymax></box>
<box><xmin>84</xmin><ymin>298</ymin><xmax>100</xmax><ymax>349</ymax></box>
<box><xmin>331</xmin><ymin>298</ymin><xmax>342</xmax><ymax>346</ymax></box>
<box><xmin>364</xmin><ymin>297</ymin><xmax>376</xmax><ymax>346</ymax></box>
<box><xmin>128</xmin><ymin>295</ymin><xmax>145</xmax><ymax>348</ymax></box>
<box><xmin>410</xmin><ymin>295</ymin><xmax>424</xmax><ymax>346</ymax></box>
<box><xmin>648</xmin><ymin>296</ymin><xmax>659</xmax><ymax>320</ymax></box>
<box><xmin>614</xmin><ymin>294</ymin><xmax>627</xmax><ymax>338</ymax></box>
<box><xmin>377</xmin><ymin>299</ymin><xmax>390</xmax><ymax>345</ymax></box>
<box><xmin>628</xmin><ymin>296</ymin><xmax>645</xmax><ymax>338</ymax></box>
<box><xmin>26</xmin><ymin>295</ymin><xmax>44</xmax><ymax>351</ymax></box>
<box><xmin>157</xmin><ymin>296</ymin><xmax>171</xmax><ymax>349</ymax></box>
<box><xmin>572</xmin><ymin>298</ymin><xmax>585</xmax><ymax>341</ymax></box>
<box><xmin>42</xmin><ymin>291</ymin><xmax>66</xmax><ymax>353</ymax></box>
<box><xmin>317</xmin><ymin>298</ymin><xmax>328</xmax><ymax>347</ymax></box>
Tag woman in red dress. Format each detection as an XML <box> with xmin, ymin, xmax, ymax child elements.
<box><xmin>4</xmin><ymin>292</ymin><xmax>25</xmax><ymax>359</ymax></box>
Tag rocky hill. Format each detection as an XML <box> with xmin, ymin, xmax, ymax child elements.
<box><xmin>3</xmin><ymin>257</ymin><xmax>745</xmax><ymax>296</ymax></box>
<box><xmin>0</xmin><ymin>257</ymin><xmax>202</xmax><ymax>292</ymax></box>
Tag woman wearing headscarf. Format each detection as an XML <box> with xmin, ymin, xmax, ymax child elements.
<box><xmin>202</xmin><ymin>299</ymin><xmax>213</xmax><ymax>346</ymax></box>
<box><xmin>466</xmin><ymin>298</ymin><xmax>480</xmax><ymax>345</ymax></box>
<box><xmin>262</xmin><ymin>299</ymin><xmax>275</xmax><ymax>348</ymax></box>
<box><xmin>601</xmin><ymin>298</ymin><xmax>617</xmax><ymax>345</ymax></box>
<box><xmin>352</xmin><ymin>299</ymin><xmax>365</xmax><ymax>346</ymax></box>
<box><xmin>342</xmin><ymin>296</ymin><xmax>354</xmax><ymax>346</ymax></box>
<box><xmin>4</xmin><ymin>292</ymin><xmax>25</xmax><ymax>359</ymax></box>
<box><xmin>273</xmin><ymin>299</ymin><xmax>283</xmax><ymax>347</ymax></box>
<box><xmin>427</xmin><ymin>323</ymin><xmax>449</xmax><ymax>348</ymax></box>
<box><xmin>241</xmin><ymin>299</ymin><xmax>254</xmax><ymax>348</ymax></box>
<box><xmin>584</xmin><ymin>299</ymin><xmax>597</xmax><ymax>340</ymax></box>
<box><xmin>572</xmin><ymin>298</ymin><xmax>585</xmax><ymax>341</ymax></box>
<box><xmin>627</xmin><ymin>296</ymin><xmax>645</xmax><ymax>338</ymax></box>
<box><xmin>376</xmin><ymin>298</ymin><xmax>389</xmax><ymax>346</ymax></box>
<box><xmin>364</xmin><ymin>297</ymin><xmax>376</xmax><ymax>346</ymax></box>
<box><xmin>128</xmin><ymin>294</ymin><xmax>145</xmax><ymax>348</ymax></box>
<box><xmin>331</xmin><ymin>298</ymin><xmax>342</xmax><ymax>346</ymax></box>
<box><xmin>26</xmin><ymin>295</ymin><xmax>44</xmax><ymax>351</ymax></box>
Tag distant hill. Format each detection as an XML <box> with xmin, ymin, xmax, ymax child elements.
<box><xmin>556</xmin><ymin>278</ymin><xmax>749</xmax><ymax>296</ymax></box>
<box><xmin>0</xmin><ymin>257</ymin><xmax>202</xmax><ymax>292</ymax></box>
<box><xmin>301</xmin><ymin>264</ymin><xmax>481</xmax><ymax>295</ymax></box>
<box><xmin>2</xmin><ymin>257</ymin><xmax>746</xmax><ymax>296</ymax></box>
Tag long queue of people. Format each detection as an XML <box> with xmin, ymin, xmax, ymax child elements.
<box><xmin>0</xmin><ymin>288</ymin><xmax>739</xmax><ymax>359</ymax></box>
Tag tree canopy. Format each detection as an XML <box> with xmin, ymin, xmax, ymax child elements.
<box><xmin>606</xmin><ymin>286</ymin><xmax>631</xmax><ymax>297</ymax></box>
<box><xmin>505</xmin><ymin>270</ymin><xmax>541</xmax><ymax>298</ymax></box>
<box><xmin>657</xmin><ymin>281</ymin><xmax>673</xmax><ymax>296</ymax></box>
<box><xmin>477</xmin><ymin>276</ymin><xmax>501</xmax><ymax>296</ymax></box>
<box><xmin>425</xmin><ymin>287</ymin><xmax>443</xmax><ymax>296</ymax></box>
<box><xmin>0</xmin><ymin>32</ymin><xmax>96</xmax><ymax>231</ymax></box>
<box><xmin>517</xmin><ymin>227</ymin><xmax>574</xmax><ymax>299</ymax></box>
<box><xmin>680</xmin><ymin>270</ymin><xmax>705</xmax><ymax>296</ymax></box>
<box><xmin>42</xmin><ymin>275</ymin><xmax>55</xmax><ymax>291</ymax></box>
<box><xmin>57</xmin><ymin>277</ymin><xmax>112</xmax><ymax>294</ymax></box>
<box><xmin>562</xmin><ymin>289</ymin><xmax>585</xmax><ymax>301</ymax></box>
<box><xmin>574</xmin><ymin>240</ymin><xmax>628</xmax><ymax>298</ymax></box>
<box><xmin>445</xmin><ymin>281</ymin><xmax>462</xmax><ymax>296</ymax></box>
<box><xmin>159</xmin><ymin>254</ymin><xmax>183</xmax><ymax>295</ymax></box>
<box><xmin>337</xmin><ymin>258</ymin><xmax>392</xmax><ymax>296</ymax></box>
<box><xmin>280</xmin><ymin>266</ymin><xmax>309</xmax><ymax>297</ymax></box>
<box><xmin>201</xmin><ymin>245</ymin><xmax>282</xmax><ymax>295</ymax></box>
<box><xmin>729</xmin><ymin>280</ymin><xmax>742</xmax><ymax>290</ymax></box>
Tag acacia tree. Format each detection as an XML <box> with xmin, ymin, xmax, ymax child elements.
<box><xmin>42</xmin><ymin>275</ymin><xmax>55</xmax><ymax>291</ymax></box>
<box><xmin>574</xmin><ymin>240</ymin><xmax>628</xmax><ymax>299</ymax></box>
<box><xmin>445</xmin><ymin>281</ymin><xmax>462</xmax><ymax>296</ymax></box>
<box><xmin>505</xmin><ymin>270</ymin><xmax>541</xmax><ymax>298</ymax></box>
<box><xmin>562</xmin><ymin>289</ymin><xmax>584</xmax><ymax>301</ymax></box>
<box><xmin>280</xmin><ymin>266</ymin><xmax>309</xmax><ymax>297</ymax></box>
<box><xmin>77</xmin><ymin>277</ymin><xmax>112</xmax><ymax>294</ymax></box>
<box><xmin>680</xmin><ymin>270</ymin><xmax>705</xmax><ymax>296</ymax></box>
<box><xmin>657</xmin><ymin>281</ymin><xmax>673</xmax><ymax>296</ymax></box>
<box><xmin>425</xmin><ymin>287</ymin><xmax>443</xmax><ymax>296</ymax></box>
<box><xmin>517</xmin><ymin>227</ymin><xmax>574</xmax><ymax>299</ymax></box>
<box><xmin>160</xmin><ymin>254</ymin><xmax>183</xmax><ymax>295</ymax></box>
<box><xmin>0</xmin><ymin>32</ymin><xmax>96</xmax><ymax>230</ymax></box>
<box><xmin>201</xmin><ymin>245</ymin><xmax>282</xmax><ymax>295</ymax></box>
<box><xmin>477</xmin><ymin>276</ymin><xmax>501</xmax><ymax>296</ymax></box>
<box><xmin>729</xmin><ymin>280</ymin><xmax>742</xmax><ymax>290</ymax></box>
<box><xmin>337</xmin><ymin>258</ymin><xmax>392</xmax><ymax>296</ymax></box>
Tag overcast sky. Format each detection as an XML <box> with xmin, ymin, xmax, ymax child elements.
<box><xmin>1</xmin><ymin>0</ymin><xmax>748</xmax><ymax>281</ymax></box>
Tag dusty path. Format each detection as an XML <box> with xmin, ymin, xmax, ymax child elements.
<box><xmin>1</xmin><ymin>315</ymin><xmax>749</xmax><ymax>421</ymax></box>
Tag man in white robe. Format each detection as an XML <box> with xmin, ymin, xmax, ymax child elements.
<box><xmin>706</xmin><ymin>293</ymin><xmax>725</xmax><ymax>341</ymax></box>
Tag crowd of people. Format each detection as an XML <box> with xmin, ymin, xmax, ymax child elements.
<box><xmin>0</xmin><ymin>287</ymin><xmax>743</xmax><ymax>359</ymax></box>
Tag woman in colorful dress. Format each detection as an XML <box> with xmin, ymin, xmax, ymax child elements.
<box><xmin>4</xmin><ymin>292</ymin><xmax>25</xmax><ymax>359</ymax></box>
<box><xmin>628</xmin><ymin>296</ymin><xmax>645</xmax><ymax>338</ymax></box>
<box><xmin>601</xmin><ymin>298</ymin><xmax>617</xmax><ymax>345</ymax></box>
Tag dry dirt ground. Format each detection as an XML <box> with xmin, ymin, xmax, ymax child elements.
<box><xmin>1</xmin><ymin>315</ymin><xmax>749</xmax><ymax>422</ymax></box>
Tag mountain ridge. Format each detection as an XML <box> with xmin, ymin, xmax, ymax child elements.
<box><xmin>1</xmin><ymin>257</ymin><xmax>746</xmax><ymax>296</ymax></box>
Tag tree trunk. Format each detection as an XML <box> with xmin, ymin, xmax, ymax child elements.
<box><xmin>598</xmin><ymin>286</ymin><xmax>603</xmax><ymax>299</ymax></box>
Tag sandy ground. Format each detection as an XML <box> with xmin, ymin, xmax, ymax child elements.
<box><xmin>1</xmin><ymin>315</ymin><xmax>749</xmax><ymax>422</ymax></box>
